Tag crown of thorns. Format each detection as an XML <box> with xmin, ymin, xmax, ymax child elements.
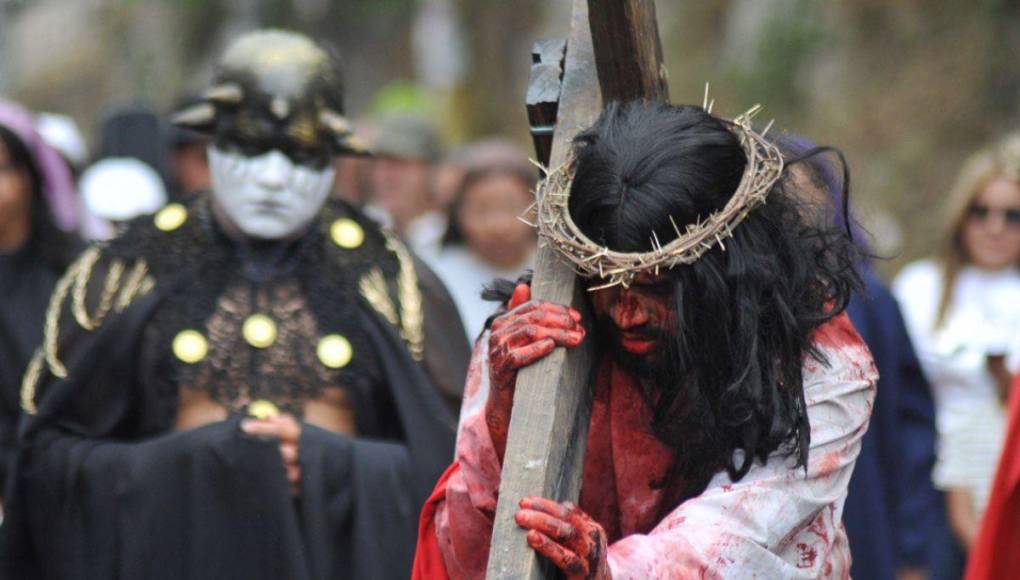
<box><xmin>530</xmin><ymin>105</ymin><xmax>784</xmax><ymax>290</ymax></box>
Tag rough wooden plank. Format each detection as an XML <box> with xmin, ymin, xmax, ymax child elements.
<box><xmin>526</xmin><ymin>38</ymin><xmax>566</xmax><ymax>167</ymax></box>
<box><xmin>587</xmin><ymin>0</ymin><xmax>669</xmax><ymax>103</ymax></box>
<box><xmin>484</xmin><ymin>0</ymin><xmax>602</xmax><ymax>578</ymax></box>
<box><xmin>487</xmin><ymin>1</ymin><xmax>670</xmax><ymax>578</ymax></box>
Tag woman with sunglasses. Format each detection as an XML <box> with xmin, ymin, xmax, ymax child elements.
<box><xmin>893</xmin><ymin>134</ymin><xmax>1020</xmax><ymax>574</ymax></box>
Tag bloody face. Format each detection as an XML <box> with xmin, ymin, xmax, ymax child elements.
<box><xmin>588</xmin><ymin>272</ymin><xmax>678</xmax><ymax>367</ymax></box>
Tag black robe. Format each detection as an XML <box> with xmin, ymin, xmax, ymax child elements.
<box><xmin>0</xmin><ymin>202</ymin><xmax>465</xmax><ymax>580</ymax></box>
<box><xmin>0</xmin><ymin>240</ymin><xmax>68</xmax><ymax>493</ymax></box>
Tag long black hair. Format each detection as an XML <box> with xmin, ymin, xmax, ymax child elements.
<box><xmin>568</xmin><ymin>101</ymin><xmax>860</xmax><ymax>483</ymax></box>
<box><xmin>0</xmin><ymin>125</ymin><xmax>78</xmax><ymax>270</ymax></box>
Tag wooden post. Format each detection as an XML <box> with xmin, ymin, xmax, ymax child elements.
<box><xmin>588</xmin><ymin>0</ymin><xmax>669</xmax><ymax>102</ymax></box>
<box><xmin>486</xmin><ymin>1</ymin><xmax>668</xmax><ymax>578</ymax></box>
<box><xmin>485</xmin><ymin>1</ymin><xmax>601</xmax><ymax>577</ymax></box>
<box><xmin>526</xmin><ymin>39</ymin><xmax>566</xmax><ymax>167</ymax></box>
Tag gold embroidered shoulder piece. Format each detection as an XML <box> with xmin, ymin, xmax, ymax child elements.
<box><xmin>356</xmin><ymin>231</ymin><xmax>425</xmax><ymax>361</ymax></box>
<box><xmin>21</xmin><ymin>246</ymin><xmax>156</xmax><ymax>414</ymax></box>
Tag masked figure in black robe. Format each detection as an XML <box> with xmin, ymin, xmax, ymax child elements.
<box><xmin>0</xmin><ymin>30</ymin><xmax>468</xmax><ymax>580</ymax></box>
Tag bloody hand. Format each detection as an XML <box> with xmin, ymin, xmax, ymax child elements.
<box><xmin>241</xmin><ymin>413</ymin><xmax>303</xmax><ymax>495</ymax></box>
<box><xmin>485</xmin><ymin>283</ymin><xmax>585</xmax><ymax>462</ymax></box>
<box><xmin>515</xmin><ymin>497</ymin><xmax>611</xmax><ymax>580</ymax></box>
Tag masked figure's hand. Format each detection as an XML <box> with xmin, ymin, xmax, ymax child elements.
<box><xmin>515</xmin><ymin>497</ymin><xmax>611</xmax><ymax>580</ymax></box>
<box><xmin>241</xmin><ymin>413</ymin><xmax>303</xmax><ymax>495</ymax></box>
<box><xmin>485</xmin><ymin>283</ymin><xmax>585</xmax><ymax>462</ymax></box>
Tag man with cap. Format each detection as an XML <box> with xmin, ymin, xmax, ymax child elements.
<box><xmin>0</xmin><ymin>30</ymin><xmax>468</xmax><ymax>580</ymax></box>
<box><xmin>166</xmin><ymin>95</ymin><xmax>213</xmax><ymax>201</ymax></box>
<box><xmin>369</xmin><ymin>112</ymin><xmax>447</xmax><ymax>259</ymax></box>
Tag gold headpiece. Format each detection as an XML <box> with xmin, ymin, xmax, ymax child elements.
<box><xmin>532</xmin><ymin>103</ymin><xmax>784</xmax><ymax>290</ymax></box>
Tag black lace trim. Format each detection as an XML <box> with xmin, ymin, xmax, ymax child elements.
<box><xmin>107</xmin><ymin>196</ymin><xmax>400</xmax><ymax>419</ymax></box>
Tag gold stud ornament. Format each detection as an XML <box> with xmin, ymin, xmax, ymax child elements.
<box><xmin>172</xmin><ymin>330</ymin><xmax>208</xmax><ymax>364</ymax></box>
<box><xmin>247</xmin><ymin>399</ymin><xmax>280</xmax><ymax>420</ymax></box>
<box><xmin>317</xmin><ymin>334</ymin><xmax>353</xmax><ymax>369</ymax></box>
<box><xmin>330</xmin><ymin>218</ymin><xmax>364</xmax><ymax>249</ymax></box>
<box><xmin>154</xmin><ymin>203</ymin><xmax>188</xmax><ymax>232</ymax></box>
<box><xmin>242</xmin><ymin>314</ymin><xmax>277</xmax><ymax>349</ymax></box>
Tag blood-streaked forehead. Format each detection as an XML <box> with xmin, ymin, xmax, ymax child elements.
<box><xmin>588</xmin><ymin>274</ymin><xmax>676</xmax><ymax>326</ymax></box>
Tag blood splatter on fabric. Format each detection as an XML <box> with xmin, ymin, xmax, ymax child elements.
<box><xmin>416</xmin><ymin>313</ymin><xmax>877</xmax><ymax>579</ymax></box>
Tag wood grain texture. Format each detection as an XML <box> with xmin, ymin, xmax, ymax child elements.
<box><xmin>486</xmin><ymin>1</ymin><xmax>669</xmax><ymax>578</ymax></box>
<box><xmin>484</xmin><ymin>1</ymin><xmax>602</xmax><ymax>578</ymax></box>
<box><xmin>587</xmin><ymin>0</ymin><xmax>669</xmax><ymax>103</ymax></box>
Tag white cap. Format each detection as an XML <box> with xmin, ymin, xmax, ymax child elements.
<box><xmin>35</xmin><ymin>113</ymin><xmax>89</xmax><ymax>168</ymax></box>
<box><xmin>80</xmin><ymin>158</ymin><xmax>167</xmax><ymax>222</ymax></box>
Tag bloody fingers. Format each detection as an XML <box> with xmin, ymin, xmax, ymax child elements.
<box><xmin>485</xmin><ymin>283</ymin><xmax>585</xmax><ymax>463</ymax></box>
<box><xmin>515</xmin><ymin>497</ymin><xmax>611</xmax><ymax>580</ymax></box>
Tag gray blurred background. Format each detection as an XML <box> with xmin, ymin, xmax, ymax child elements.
<box><xmin>2</xmin><ymin>0</ymin><xmax>1018</xmax><ymax>275</ymax></box>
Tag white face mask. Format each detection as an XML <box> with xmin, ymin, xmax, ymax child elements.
<box><xmin>208</xmin><ymin>147</ymin><xmax>335</xmax><ymax>240</ymax></box>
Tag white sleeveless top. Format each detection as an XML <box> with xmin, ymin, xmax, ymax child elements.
<box><xmin>893</xmin><ymin>259</ymin><xmax>1020</xmax><ymax>514</ymax></box>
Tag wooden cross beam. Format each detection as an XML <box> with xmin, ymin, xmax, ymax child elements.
<box><xmin>526</xmin><ymin>38</ymin><xmax>567</xmax><ymax>167</ymax></box>
<box><xmin>486</xmin><ymin>1</ymin><xmax>669</xmax><ymax>578</ymax></box>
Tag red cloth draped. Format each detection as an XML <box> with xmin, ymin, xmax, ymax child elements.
<box><xmin>413</xmin><ymin>463</ymin><xmax>458</xmax><ymax>580</ymax></box>
<box><xmin>965</xmin><ymin>375</ymin><xmax>1020</xmax><ymax>580</ymax></box>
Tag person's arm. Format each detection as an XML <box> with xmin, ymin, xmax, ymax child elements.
<box><xmin>516</xmin><ymin>315</ymin><xmax>877</xmax><ymax>579</ymax></box>
<box><xmin>987</xmin><ymin>354</ymin><xmax>1014</xmax><ymax>404</ymax></box>
<box><xmin>946</xmin><ymin>486</ymin><xmax>980</xmax><ymax>551</ymax></box>
<box><xmin>433</xmin><ymin>311</ymin><xmax>875</xmax><ymax>579</ymax></box>
<box><xmin>885</xmin><ymin>292</ymin><xmax>940</xmax><ymax>574</ymax></box>
<box><xmin>11</xmin><ymin>418</ymin><xmax>294</xmax><ymax>579</ymax></box>
<box><xmin>426</xmin><ymin>283</ymin><xmax>584</xmax><ymax>579</ymax></box>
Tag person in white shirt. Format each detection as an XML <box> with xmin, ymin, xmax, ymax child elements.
<box><xmin>431</xmin><ymin>142</ymin><xmax>538</xmax><ymax>342</ymax></box>
<box><xmin>893</xmin><ymin>133</ymin><xmax>1020</xmax><ymax>558</ymax></box>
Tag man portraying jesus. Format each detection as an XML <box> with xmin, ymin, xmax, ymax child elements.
<box><xmin>414</xmin><ymin>101</ymin><xmax>877</xmax><ymax>579</ymax></box>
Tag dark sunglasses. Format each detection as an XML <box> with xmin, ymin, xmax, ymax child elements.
<box><xmin>968</xmin><ymin>204</ymin><xmax>1020</xmax><ymax>228</ymax></box>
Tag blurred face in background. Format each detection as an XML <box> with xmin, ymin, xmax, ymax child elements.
<box><xmin>172</xmin><ymin>141</ymin><xmax>211</xmax><ymax>198</ymax></box>
<box><xmin>333</xmin><ymin>155</ymin><xmax>374</xmax><ymax>204</ymax></box>
<box><xmin>457</xmin><ymin>172</ymin><xmax>534</xmax><ymax>269</ymax></box>
<box><xmin>432</xmin><ymin>160</ymin><xmax>465</xmax><ymax>210</ymax></box>
<box><xmin>371</xmin><ymin>156</ymin><xmax>433</xmax><ymax>232</ymax></box>
<box><xmin>0</xmin><ymin>137</ymin><xmax>33</xmax><ymax>250</ymax></box>
<box><xmin>961</xmin><ymin>176</ymin><xmax>1020</xmax><ymax>270</ymax></box>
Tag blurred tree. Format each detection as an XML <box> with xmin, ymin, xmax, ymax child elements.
<box><xmin>3</xmin><ymin>0</ymin><xmax>1018</xmax><ymax>275</ymax></box>
<box><xmin>447</xmin><ymin>0</ymin><xmax>545</xmax><ymax>143</ymax></box>
<box><xmin>175</xmin><ymin>0</ymin><xmax>230</xmax><ymax>69</ymax></box>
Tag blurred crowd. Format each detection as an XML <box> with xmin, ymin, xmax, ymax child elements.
<box><xmin>0</xmin><ymin>90</ymin><xmax>1018</xmax><ymax>580</ymax></box>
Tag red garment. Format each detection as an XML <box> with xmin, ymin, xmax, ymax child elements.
<box><xmin>965</xmin><ymin>375</ymin><xmax>1020</xmax><ymax>580</ymax></box>
<box><xmin>415</xmin><ymin>313</ymin><xmax>876</xmax><ymax>579</ymax></box>
<box><xmin>413</xmin><ymin>464</ymin><xmax>458</xmax><ymax>580</ymax></box>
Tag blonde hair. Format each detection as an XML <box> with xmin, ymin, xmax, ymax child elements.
<box><xmin>935</xmin><ymin>133</ymin><xmax>1020</xmax><ymax>327</ymax></box>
